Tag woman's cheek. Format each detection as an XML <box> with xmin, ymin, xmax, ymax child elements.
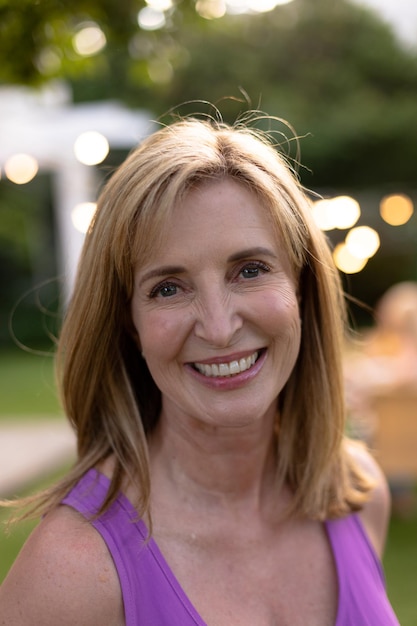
<box><xmin>139</xmin><ymin>308</ymin><xmax>191</xmax><ymax>359</ymax></box>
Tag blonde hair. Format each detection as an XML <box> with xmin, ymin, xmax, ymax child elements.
<box><xmin>8</xmin><ymin>117</ymin><xmax>372</xmax><ymax>521</ymax></box>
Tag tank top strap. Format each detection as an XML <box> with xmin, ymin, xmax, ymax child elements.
<box><xmin>325</xmin><ymin>514</ymin><xmax>400</xmax><ymax>626</ymax></box>
<box><xmin>62</xmin><ymin>469</ymin><xmax>207</xmax><ymax>626</ymax></box>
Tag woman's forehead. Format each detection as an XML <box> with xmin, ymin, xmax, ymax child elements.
<box><xmin>131</xmin><ymin>170</ymin><xmax>304</xmax><ymax>272</ymax></box>
<box><xmin>132</xmin><ymin>178</ymin><xmax>299</xmax><ymax>284</ymax></box>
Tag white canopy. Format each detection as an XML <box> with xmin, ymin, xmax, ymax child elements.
<box><xmin>0</xmin><ymin>82</ymin><xmax>154</xmax><ymax>294</ymax></box>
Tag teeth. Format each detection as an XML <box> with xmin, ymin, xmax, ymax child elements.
<box><xmin>194</xmin><ymin>352</ymin><xmax>259</xmax><ymax>378</ymax></box>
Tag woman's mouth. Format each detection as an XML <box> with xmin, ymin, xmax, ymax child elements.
<box><xmin>192</xmin><ymin>351</ymin><xmax>260</xmax><ymax>378</ymax></box>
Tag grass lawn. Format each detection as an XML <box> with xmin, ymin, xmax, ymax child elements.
<box><xmin>384</xmin><ymin>513</ymin><xmax>417</xmax><ymax>625</ymax></box>
<box><xmin>0</xmin><ymin>347</ymin><xmax>61</xmax><ymax>418</ymax></box>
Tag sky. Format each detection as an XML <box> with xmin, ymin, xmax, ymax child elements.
<box><xmin>351</xmin><ymin>0</ymin><xmax>417</xmax><ymax>47</ymax></box>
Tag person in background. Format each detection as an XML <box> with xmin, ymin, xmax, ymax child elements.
<box><xmin>0</xmin><ymin>116</ymin><xmax>400</xmax><ymax>625</ymax></box>
<box><xmin>344</xmin><ymin>281</ymin><xmax>417</xmax><ymax>516</ymax></box>
<box><xmin>362</xmin><ymin>281</ymin><xmax>417</xmax><ymax>389</ymax></box>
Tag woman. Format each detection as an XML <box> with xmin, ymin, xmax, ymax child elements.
<box><xmin>0</xmin><ymin>117</ymin><xmax>399</xmax><ymax>625</ymax></box>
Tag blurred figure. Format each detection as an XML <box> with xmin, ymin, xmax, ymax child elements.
<box><xmin>345</xmin><ymin>282</ymin><xmax>417</xmax><ymax>516</ymax></box>
<box><xmin>366</xmin><ymin>281</ymin><xmax>417</xmax><ymax>386</ymax></box>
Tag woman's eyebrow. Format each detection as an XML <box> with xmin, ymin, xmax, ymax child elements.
<box><xmin>227</xmin><ymin>247</ymin><xmax>277</xmax><ymax>262</ymax></box>
<box><xmin>138</xmin><ymin>248</ymin><xmax>277</xmax><ymax>286</ymax></box>
<box><xmin>139</xmin><ymin>265</ymin><xmax>186</xmax><ymax>286</ymax></box>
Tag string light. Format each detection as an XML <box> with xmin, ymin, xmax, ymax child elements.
<box><xmin>333</xmin><ymin>243</ymin><xmax>368</xmax><ymax>274</ymax></box>
<box><xmin>380</xmin><ymin>194</ymin><xmax>414</xmax><ymax>226</ymax></box>
<box><xmin>312</xmin><ymin>196</ymin><xmax>361</xmax><ymax>231</ymax></box>
<box><xmin>4</xmin><ymin>154</ymin><xmax>39</xmax><ymax>184</ymax></box>
<box><xmin>138</xmin><ymin>7</ymin><xmax>166</xmax><ymax>29</ymax></box>
<box><xmin>71</xmin><ymin>202</ymin><xmax>97</xmax><ymax>233</ymax></box>
<box><xmin>74</xmin><ymin>131</ymin><xmax>109</xmax><ymax>166</ymax></box>
<box><xmin>345</xmin><ymin>226</ymin><xmax>380</xmax><ymax>260</ymax></box>
<box><xmin>196</xmin><ymin>0</ymin><xmax>226</xmax><ymax>19</ymax></box>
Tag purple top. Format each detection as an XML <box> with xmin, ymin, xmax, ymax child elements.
<box><xmin>62</xmin><ymin>469</ymin><xmax>400</xmax><ymax>626</ymax></box>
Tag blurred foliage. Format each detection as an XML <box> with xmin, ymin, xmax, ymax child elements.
<box><xmin>1</xmin><ymin>0</ymin><xmax>417</xmax><ymax>187</ymax></box>
<box><xmin>1</xmin><ymin>0</ymin><xmax>417</xmax><ymax>343</ymax></box>
<box><xmin>0</xmin><ymin>0</ymin><xmax>148</xmax><ymax>84</ymax></box>
<box><xmin>0</xmin><ymin>175</ymin><xmax>60</xmax><ymax>347</ymax></box>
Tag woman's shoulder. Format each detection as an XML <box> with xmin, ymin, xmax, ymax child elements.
<box><xmin>0</xmin><ymin>504</ymin><xmax>124</xmax><ymax>626</ymax></box>
<box><xmin>345</xmin><ymin>438</ymin><xmax>392</xmax><ymax>558</ymax></box>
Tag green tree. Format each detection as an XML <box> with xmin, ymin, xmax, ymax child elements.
<box><xmin>2</xmin><ymin>0</ymin><xmax>416</xmax><ymax>187</ymax></box>
<box><xmin>157</xmin><ymin>0</ymin><xmax>417</xmax><ymax>187</ymax></box>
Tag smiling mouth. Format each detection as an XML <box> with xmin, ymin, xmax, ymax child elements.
<box><xmin>192</xmin><ymin>351</ymin><xmax>260</xmax><ymax>378</ymax></box>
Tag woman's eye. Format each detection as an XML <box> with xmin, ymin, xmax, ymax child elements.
<box><xmin>150</xmin><ymin>282</ymin><xmax>178</xmax><ymax>298</ymax></box>
<box><xmin>240</xmin><ymin>262</ymin><xmax>270</xmax><ymax>279</ymax></box>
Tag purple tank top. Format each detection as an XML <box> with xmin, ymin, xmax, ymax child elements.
<box><xmin>62</xmin><ymin>469</ymin><xmax>400</xmax><ymax>626</ymax></box>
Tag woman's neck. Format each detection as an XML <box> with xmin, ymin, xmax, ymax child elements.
<box><xmin>147</xmin><ymin>407</ymin><xmax>281</xmax><ymax>517</ymax></box>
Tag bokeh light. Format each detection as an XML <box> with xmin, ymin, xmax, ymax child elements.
<box><xmin>311</xmin><ymin>199</ymin><xmax>335</xmax><ymax>231</ymax></box>
<box><xmin>147</xmin><ymin>59</ymin><xmax>174</xmax><ymax>84</ymax></box>
<box><xmin>36</xmin><ymin>47</ymin><xmax>62</xmax><ymax>75</ymax></box>
<box><xmin>73</xmin><ymin>131</ymin><xmax>109</xmax><ymax>165</ymax></box>
<box><xmin>312</xmin><ymin>195</ymin><xmax>361</xmax><ymax>231</ymax></box>
<box><xmin>138</xmin><ymin>7</ymin><xmax>166</xmax><ymax>30</ymax></box>
<box><xmin>73</xmin><ymin>24</ymin><xmax>107</xmax><ymax>57</ymax></box>
<box><xmin>71</xmin><ymin>202</ymin><xmax>97</xmax><ymax>233</ymax></box>
<box><xmin>225</xmin><ymin>0</ymin><xmax>249</xmax><ymax>12</ymax></box>
<box><xmin>247</xmin><ymin>0</ymin><xmax>292</xmax><ymax>10</ymax></box>
<box><xmin>4</xmin><ymin>154</ymin><xmax>39</xmax><ymax>184</ymax></box>
<box><xmin>345</xmin><ymin>226</ymin><xmax>380</xmax><ymax>260</ymax></box>
<box><xmin>145</xmin><ymin>0</ymin><xmax>174</xmax><ymax>10</ymax></box>
<box><xmin>196</xmin><ymin>0</ymin><xmax>227</xmax><ymax>19</ymax></box>
<box><xmin>226</xmin><ymin>0</ymin><xmax>293</xmax><ymax>12</ymax></box>
<box><xmin>333</xmin><ymin>243</ymin><xmax>368</xmax><ymax>274</ymax></box>
<box><xmin>330</xmin><ymin>196</ymin><xmax>361</xmax><ymax>229</ymax></box>
<box><xmin>380</xmin><ymin>193</ymin><xmax>414</xmax><ymax>226</ymax></box>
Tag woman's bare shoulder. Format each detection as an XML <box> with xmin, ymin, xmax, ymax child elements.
<box><xmin>0</xmin><ymin>505</ymin><xmax>124</xmax><ymax>626</ymax></box>
<box><xmin>346</xmin><ymin>438</ymin><xmax>392</xmax><ymax>558</ymax></box>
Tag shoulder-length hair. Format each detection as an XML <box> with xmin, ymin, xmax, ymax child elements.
<box><xmin>10</xmin><ymin>117</ymin><xmax>372</xmax><ymax>521</ymax></box>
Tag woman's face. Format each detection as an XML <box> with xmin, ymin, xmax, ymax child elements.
<box><xmin>131</xmin><ymin>177</ymin><xmax>301</xmax><ymax>431</ymax></box>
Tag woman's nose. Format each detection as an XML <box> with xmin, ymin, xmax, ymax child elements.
<box><xmin>193</xmin><ymin>288</ymin><xmax>243</xmax><ymax>347</ymax></box>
